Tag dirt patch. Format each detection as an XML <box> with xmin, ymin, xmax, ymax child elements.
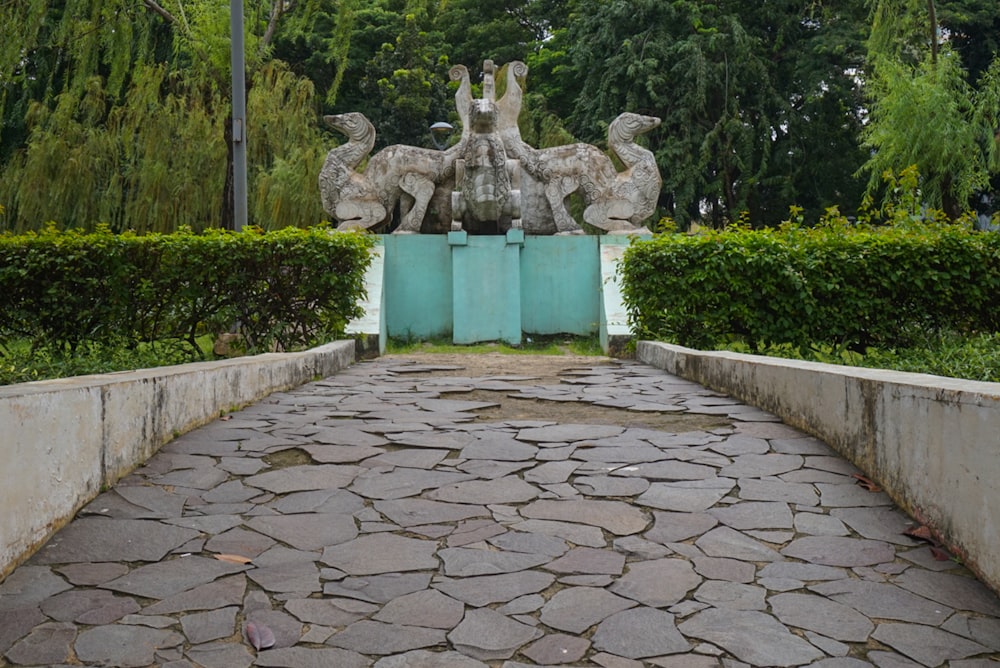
<box><xmin>377</xmin><ymin>353</ymin><xmax>730</xmax><ymax>431</ymax></box>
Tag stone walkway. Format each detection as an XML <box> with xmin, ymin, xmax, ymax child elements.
<box><xmin>1</xmin><ymin>355</ymin><xmax>999</xmax><ymax>668</ymax></box>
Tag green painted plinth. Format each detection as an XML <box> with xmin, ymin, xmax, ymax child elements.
<box><xmin>451</xmin><ymin>235</ymin><xmax>523</xmax><ymax>345</ymax></box>
<box><xmin>374</xmin><ymin>232</ymin><xmax>634</xmax><ymax>352</ymax></box>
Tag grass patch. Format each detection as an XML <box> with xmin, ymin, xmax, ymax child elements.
<box><xmin>387</xmin><ymin>334</ymin><xmax>604</xmax><ymax>356</ymax></box>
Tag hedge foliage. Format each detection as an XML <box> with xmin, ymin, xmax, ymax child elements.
<box><xmin>620</xmin><ymin>217</ymin><xmax>1000</xmax><ymax>354</ymax></box>
<box><xmin>0</xmin><ymin>225</ymin><xmax>374</xmax><ymax>356</ymax></box>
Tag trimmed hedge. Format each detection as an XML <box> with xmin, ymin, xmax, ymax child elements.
<box><xmin>0</xmin><ymin>225</ymin><xmax>374</xmax><ymax>355</ymax></box>
<box><xmin>620</xmin><ymin>221</ymin><xmax>1000</xmax><ymax>354</ymax></box>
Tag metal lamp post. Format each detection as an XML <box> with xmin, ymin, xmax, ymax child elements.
<box><xmin>230</xmin><ymin>0</ymin><xmax>248</xmax><ymax>232</ymax></box>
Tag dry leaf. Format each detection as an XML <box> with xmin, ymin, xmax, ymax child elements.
<box><xmin>220</xmin><ymin>415</ymin><xmax>233</xmax><ymax>421</ymax></box>
<box><xmin>246</xmin><ymin>621</ymin><xmax>275</xmax><ymax>650</ymax></box>
<box><xmin>852</xmin><ymin>473</ymin><xmax>882</xmax><ymax>492</ymax></box>
<box><xmin>903</xmin><ymin>525</ymin><xmax>934</xmax><ymax>542</ymax></box>
<box><xmin>214</xmin><ymin>553</ymin><xmax>252</xmax><ymax>565</ymax></box>
<box><xmin>929</xmin><ymin>546</ymin><xmax>952</xmax><ymax>561</ymax></box>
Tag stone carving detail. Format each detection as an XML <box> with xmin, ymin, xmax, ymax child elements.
<box><xmin>319</xmin><ymin>61</ymin><xmax>661</xmax><ymax>235</ymax></box>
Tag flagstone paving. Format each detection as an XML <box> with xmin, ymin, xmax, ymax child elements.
<box><xmin>2</xmin><ymin>354</ymin><xmax>999</xmax><ymax>667</ymax></box>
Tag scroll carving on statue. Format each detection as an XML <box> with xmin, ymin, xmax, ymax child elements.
<box><xmin>318</xmin><ymin>113</ymin><xmax>386</xmax><ymax>230</ymax></box>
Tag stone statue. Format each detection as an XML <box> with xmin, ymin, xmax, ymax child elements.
<box><xmin>450</xmin><ymin>61</ymin><xmax>522</xmax><ymax>234</ymax></box>
<box><xmin>318</xmin><ymin>60</ymin><xmax>661</xmax><ymax>235</ymax></box>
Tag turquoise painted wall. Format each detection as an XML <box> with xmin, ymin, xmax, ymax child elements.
<box><xmin>382</xmin><ymin>235</ymin><xmax>453</xmax><ymax>340</ymax></box>
<box><xmin>521</xmin><ymin>236</ymin><xmax>600</xmax><ymax>336</ymax></box>
<box><xmin>380</xmin><ymin>234</ymin><xmax>610</xmax><ymax>343</ymax></box>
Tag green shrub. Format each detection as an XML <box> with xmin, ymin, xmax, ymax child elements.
<box><xmin>0</xmin><ymin>225</ymin><xmax>374</xmax><ymax>360</ymax></box>
<box><xmin>620</xmin><ymin>218</ymin><xmax>1000</xmax><ymax>356</ymax></box>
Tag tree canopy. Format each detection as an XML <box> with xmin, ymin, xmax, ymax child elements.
<box><xmin>1</xmin><ymin>0</ymin><xmax>998</xmax><ymax>232</ymax></box>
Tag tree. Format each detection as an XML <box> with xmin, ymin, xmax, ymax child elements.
<box><xmin>0</xmin><ymin>0</ymin><xmax>335</xmax><ymax>232</ymax></box>
<box><xmin>860</xmin><ymin>0</ymin><xmax>1000</xmax><ymax>218</ymax></box>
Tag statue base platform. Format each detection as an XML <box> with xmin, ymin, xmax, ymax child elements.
<box><xmin>346</xmin><ymin>232</ymin><xmax>649</xmax><ymax>355</ymax></box>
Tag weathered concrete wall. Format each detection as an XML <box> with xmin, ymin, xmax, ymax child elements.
<box><xmin>637</xmin><ymin>340</ymin><xmax>1000</xmax><ymax>592</ymax></box>
<box><xmin>0</xmin><ymin>341</ymin><xmax>355</xmax><ymax>580</ymax></box>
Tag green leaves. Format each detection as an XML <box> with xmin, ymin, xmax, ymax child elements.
<box><xmin>0</xmin><ymin>226</ymin><xmax>374</xmax><ymax>358</ymax></box>
<box><xmin>620</xmin><ymin>222</ymin><xmax>1000</xmax><ymax>355</ymax></box>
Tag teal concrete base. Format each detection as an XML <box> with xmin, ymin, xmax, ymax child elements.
<box><xmin>352</xmin><ymin>233</ymin><xmax>644</xmax><ymax>353</ymax></box>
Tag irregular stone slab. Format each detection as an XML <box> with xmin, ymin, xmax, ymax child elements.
<box><xmin>244</xmin><ymin>464</ymin><xmax>360</xmax><ymax>493</ymax></box>
<box><xmin>40</xmin><ymin>588</ymin><xmax>139</xmax><ymax>624</ymax></box>
<box><xmin>374</xmin><ymin>649</ymin><xmax>489</xmax><ymax>668</ymax></box>
<box><xmin>737</xmin><ymin>479</ymin><xmax>819</xmax><ymax>505</ymax></box>
<box><xmin>427</xmin><ymin>477</ymin><xmax>541</xmax><ymax>505</ymax></box>
<box><xmin>695</xmin><ymin>527</ymin><xmax>782</xmax><ymax>562</ymax></box>
<box><xmin>254</xmin><ymin>646</ymin><xmax>370</xmax><ymax>668</ymax></box>
<box><xmin>307</xmin><ymin>425</ymin><xmax>391</xmax><ymax>447</ymax></box>
<box><xmin>116</xmin><ymin>485</ymin><xmax>188</xmax><ymax>517</ymax></box>
<box><xmin>830</xmin><ymin>507</ymin><xmax>921</xmax><ymax>545</ymax></box>
<box><xmin>244</xmin><ymin>608</ymin><xmax>303</xmax><ymax>649</ymax></box>
<box><xmin>539</xmin><ymin>587</ymin><xmax>637</xmax><ymax>634</ymax></box>
<box><xmin>520</xmin><ymin>499</ymin><xmax>649</xmax><ymax>535</ymax></box>
<box><xmin>270</xmin><ymin>488</ymin><xmax>365</xmax><ymax>515</ymax></box>
<box><xmin>522</xmin><ymin>633</ymin><xmax>591</xmax><ymax>664</ymax></box>
<box><xmin>373</xmin><ymin>590</ymin><xmax>465</xmax><ymax>629</ymax></box>
<box><xmin>327</xmin><ymin>620</ymin><xmax>446</xmax><ymax>655</ymax></box>
<box><xmin>816</xmin><ymin>482</ymin><xmax>893</xmax><ymax>507</ymax></box>
<box><xmin>31</xmin><ymin>518</ymin><xmax>198</xmax><ymax>564</ymax></box>
<box><xmin>54</xmin><ymin>562</ymin><xmax>130</xmax><ymax>586</ymax></box>
<box><xmin>942</xmin><ymin>613</ymin><xmax>1000</xmax><ymax>651</ymax></box>
<box><xmin>692</xmin><ymin>556</ymin><xmax>755</xmax><ymax>583</ymax></box>
<box><xmin>163</xmin><ymin>514</ymin><xmax>244</xmax><ymax>534</ymax></box>
<box><xmin>571</xmin><ymin>445</ymin><xmax>670</xmax><ymax>464</ymax></box>
<box><xmin>592</xmin><ymin>607</ymin><xmax>690</xmax><ymax>659</ymax></box>
<box><xmin>488</xmin><ymin>530</ymin><xmax>569</xmax><ymax>557</ymax></box>
<box><xmin>510</xmin><ymin>519</ymin><xmax>607</xmax><ymax>548</ymax></box>
<box><xmin>247</xmin><ymin>561</ymin><xmax>320</xmax><ymax>594</ymax></box>
<box><xmin>185</xmin><ymin>640</ymin><xmax>255</xmax><ymax>668</ymax></box>
<box><xmin>610</xmin><ymin>558</ymin><xmax>701</xmax><ymax>607</ymax></box>
<box><xmin>0</xmin><ymin>606</ymin><xmax>46</xmax><ymax>655</ymax></box>
<box><xmin>709</xmin><ymin>435</ymin><xmax>770</xmax><ymax>456</ymax></box>
<box><xmin>4</xmin><ymin>621</ymin><xmax>76</xmax><ymax>666</ymax></box>
<box><xmin>434</xmin><ymin>571</ymin><xmax>555</xmax><ymax>607</ymax></box>
<box><xmin>894</xmin><ymin>569</ymin><xmax>1000</xmax><ymax>616</ymax></box>
<box><xmin>101</xmin><ymin>556</ymin><xmax>250</xmax><ymax>599</ymax></box>
<box><xmin>438</xmin><ymin>547</ymin><xmax>551</xmax><ymax>576</ymax></box>
<box><xmin>460</xmin><ymin>434</ymin><xmax>539</xmax><ymax>461</ymax></box>
<box><xmin>285</xmin><ymin>597</ymin><xmax>377</xmax><ymax>626</ymax></box>
<box><xmin>613</xmin><ymin>536</ymin><xmax>671</xmax><ymax>560</ymax></box>
<box><xmin>612</xmin><ymin>460</ymin><xmax>717</xmax><ymax>481</ymax></box>
<box><xmin>872</xmin><ymin>623</ymin><xmax>989</xmax><ymax>666</ymax></box>
<box><xmin>245</xmin><ymin>513</ymin><xmax>358</xmax><ymax>551</ymax></box>
<box><xmin>781</xmin><ymin>536</ymin><xmax>895</xmax><ymax>567</ymax></box>
<box><xmin>153</xmin><ymin>466</ymin><xmax>229</xmax><ymax>490</ymax></box>
<box><xmin>719</xmin><ymin>453</ymin><xmax>803</xmax><ymax>478</ymax></box>
<box><xmin>809</xmin><ymin>579</ymin><xmax>953</xmax><ymax>625</ymax></box>
<box><xmin>518</xmin><ymin>424</ymin><xmax>624</xmax><ymax>442</ymax></box>
<box><xmin>572</xmin><ymin>475</ymin><xmax>650</xmax><ymax>497</ymax></box>
<box><xmin>793</xmin><ymin>512</ymin><xmax>849</xmax><ymax>536</ymax></box>
<box><xmin>374</xmin><ymin>498</ymin><xmax>489</xmax><ymax>527</ymax></box>
<box><xmin>769</xmin><ymin>593</ymin><xmax>874</xmax><ymax>641</ymax></box>
<box><xmin>180</xmin><ymin>606</ymin><xmax>238</xmax><ymax>644</ymax></box>
<box><xmin>448</xmin><ymin>608</ymin><xmax>543</xmax><ymax>660</ymax></box>
<box><xmin>201</xmin><ymin>480</ymin><xmax>260</xmax><ymax>504</ymax></box>
<box><xmin>694</xmin><ymin>581</ymin><xmax>766</xmax><ymax>611</ymax></box>
<box><xmin>351</xmin><ymin>469</ymin><xmax>476</xmax><ymax>500</ymax></box>
<box><xmin>391</xmin><ymin>431</ymin><xmax>477</xmax><ymax>450</ymax></box>
<box><xmin>362</xmin><ymin>449</ymin><xmax>451</xmax><ymax>469</ymax></box>
<box><xmin>75</xmin><ymin>625</ymin><xmax>183</xmax><ymax>668</ymax></box>
<box><xmin>544</xmin><ymin>547</ymin><xmax>625</xmax><ymax>576</ymax></box>
<box><xmin>645</xmin><ymin>511</ymin><xmax>718</xmax><ymax>544</ymax></box>
<box><xmin>644</xmin><ymin>430</ymin><xmax>723</xmax><ymax>448</ymax></box>
<box><xmin>636</xmin><ymin>479</ymin><xmax>734</xmax><ymax>512</ymax></box>
<box><xmin>416</xmin><ymin>398</ymin><xmax>500</xmax><ymax>412</ymax></box>
<box><xmin>323</xmin><ymin>572</ymin><xmax>432</xmax><ymax>603</ymax></box>
<box><xmin>708</xmin><ymin>501</ymin><xmax>792</xmax><ymax>530</ymax></box>
<box><xmin>758</xmin><ymin>562</ymin><xmax>847</xmax><ymax>582</ymax></box>
<box><xmin>142</xmin><ymin>574</ymin><xmax>247</xmax><ymax>615</ymax></box>
<box><xmin>204</xmin><ymin>527</ymin><xmax>276</xmax><ymax>558</ymax></box>
<box><xmin>524</xmin><ymin>461</ymin><xmax>582</xmax><ymax>484</ymax></box>
<box><xmin>677</xmin><ymin>608</ymin><xmax>824</xmax><ymax>667</ymax></box>
<box><xmin>322</xmin><ymin>533</ymin><xmax>439</xmax><ymax>575</ymax></box>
